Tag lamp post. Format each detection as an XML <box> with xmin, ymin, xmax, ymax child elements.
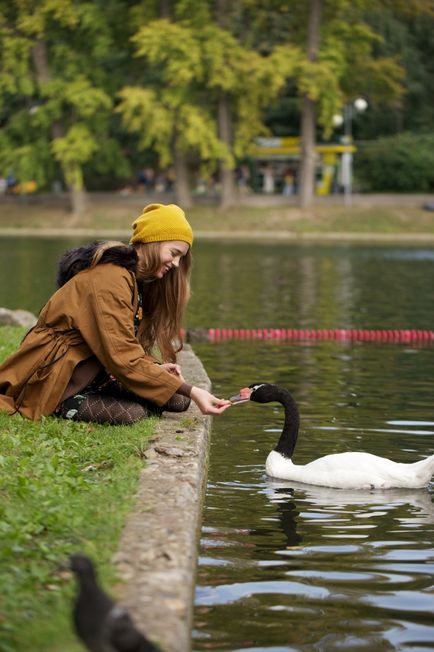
<box><xmin>333</xmin><ymin>97</ymin><xmax>368</xmax><ymax>207</ymax></box>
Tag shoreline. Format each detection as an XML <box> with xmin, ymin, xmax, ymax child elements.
<box><xmin>114</xmin><ymin>345</ymin><xmax>213</xmax><ymax>652</ymax></box>
<box><xmin>2</xmin><ymin>227</ymin><xmax>434</xmax><ymax>245</ymax></box>
<box><xmin>1</xmin><ymin>191</ymin><xmax>434</xmax><ymax>244</ymax></box>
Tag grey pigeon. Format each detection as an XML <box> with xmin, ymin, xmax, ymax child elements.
<box><xmin>69</xmin><ymin>553</ymin><xmax>161</xmax><ymax>652</ymax></box>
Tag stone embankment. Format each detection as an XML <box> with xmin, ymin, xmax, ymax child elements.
<box><xmin>114</xmin><ymin>345</ymin><xmax>213</xmax><ymax>652</ymax></box>
<box><xmin>0</xmin><ymin>307</ymin><xmax>37</xmax><ymax>328</ymax></box>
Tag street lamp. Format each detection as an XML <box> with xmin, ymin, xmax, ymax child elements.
<box><xmin>333</xmin><ymin>97</ymin><xmax>368</xmax><ymax>207</ymax></box>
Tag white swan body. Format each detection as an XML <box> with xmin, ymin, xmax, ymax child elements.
<box><xmin>266</xmin><ymin>449</ymin><xmax>434</xmax><ymax>489</ymax></box>
<box><xmin>232</xmin><ymin>383</ymin><xmax>434</xmax><ymax>490</ymax></box>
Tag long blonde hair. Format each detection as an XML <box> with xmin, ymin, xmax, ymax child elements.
<box><xmin>133</xmin><ymin>241</ymin><xmax>192</xmax><ymax>363</ymax></box>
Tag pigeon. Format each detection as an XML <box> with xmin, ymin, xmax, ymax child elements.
<box><xmin>69</xmin><ymin>553</ymin><xmax>161</xmax><ymax>652</ymax></box>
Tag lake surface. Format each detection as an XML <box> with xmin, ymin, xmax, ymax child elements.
<box><xmin>1</xmin><ymin>236</ymin><xmax>434</xmax><ymax>650</ymax></box>
<box><xmin>192</xmin><ymin>340</ymin><xmax>434</xmax><ymax>651</ymax></box>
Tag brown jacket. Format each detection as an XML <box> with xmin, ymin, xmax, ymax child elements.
<box><xmin>0</xmin><ymin>263</ymin><xmax>182</xmax><ymax>420</ymax></box>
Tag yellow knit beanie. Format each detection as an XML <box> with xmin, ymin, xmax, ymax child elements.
<box><xmin>130</xmin><ymin>203</ymin><xmax>193</xmax><ymax>246</ymax></box>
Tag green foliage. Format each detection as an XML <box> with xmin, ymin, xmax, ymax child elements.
<box><xmin>118</xmin><ymin>19</ymin><xmax>232</xmax><ymax>170</ymax></box>
<box><xmin>88</xmin><ymin>137</ymin><xmax>132</xmax><ymax>179</ymax></box>
<box><xmin>357</xmin><ymin>57</ymin><xmax>405</xmax><ymax>106</ymax></box>
<box><xmin>177</xmin><ymin>103</ymin><xmax>229</xmax><ymax>163</ymax></box>
<box><xmin>0</xmin><ymin>0</ymin><xmax>125</xmax><ymax>195</ymax></box>
<box><xmin>15</xmin><ymin>0</ymin><xmax>79</xmax><ymax>36</ymax></box>
<box><xmin>2</xmin><ymin>0</ymin><xmax>434</xmax><ymax>195</ymax></box>
<box><xmin>0</xmin><ymin>134</ymin><xmax>54</xmax><ymax>187</ymax></box>
<box><xmin>380</xmin><ymin>0</ymin><xmax>434</xmax><ymax>17</ymax></box>
<box><xmin>132</xmin><ymin>19</ymin><xmax>204</xmax><ymax>84</ymax></box>
<box><xmin>51</xmin><ymin>124</ymin><xmax>99</xmax><ymax>189</ymax></box>
<box><xmin>311</xmin><ymin>5</ymin><xmax>405</xmax><ymax>135</ymax></box>
<box><xmin>62</xmin><ymin>77</ymin><xmax>112</xmax><ymax>118</ymax></box>
<box><xmin>119</xmin><ymin>16</ymin><xmax>298</xmax><ymax>172</ymax></box>
<box><xmin>200</xmin><ymin>24</ymin><xmax>246</xmax><ymax>92</ymax></box>
<box><xmin>358</xmin><ymin>7</ymin><xmax>434</xmax><ymax>137</ymax></box>
<box><xmin>296</xmin><ymin>58</ymin><xmax>343</xmax><ymax>137</ymax></box>
<box><xmin>355</xmin><ymin>132</ymin><xmax>434</xmax><ymax>191</ymax></box>
<box><xmin>0</xmin><ymin>326</ymin><xmax>158</xmax><ymax>651</ymax></box>
<box><xmin>117</xmin><ymin>87</ymin><xmax>176</xmax><ymax>166</ymax></box>
<box><xmin>0</xmin><ymin>29</ymin><xmax>34</xmax><ymax>95</ymax></box>
<box><xmin>234</xmin><ymin>44</ymin><xmax>300</xmax><ymax>156</ymax></box>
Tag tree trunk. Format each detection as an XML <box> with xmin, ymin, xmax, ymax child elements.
<box><xmin>31</xmin><ymin>39</ymin><xmax>87</xmax><ymax>218</ymax></box>
<box><xmin>218</xmin><ymin>93</ymin><xmax>236</xmax><ymax>209</ymax></box>
<box><xmin>298</xmin><ymin>0</ymin><xmax>321</xmax><ymax>209</ymax></box>
<box><xmin>62</xmin><ymin>162</ymin><xmax>87</xmax><ymax>224</ymax></box>
<box><xmin>69</xmin><ymin>187</ymin><xmax>87</xmax><ymax>222</ymax></box>
<box><xmin>31</xmin><ymin>42</ymin><xmax>64</xmax><ymax>140</ymax></box>
<box><xmin>173</xmin><ymin>150</ymin><xmax>192</xmax><ymax>208</ymax></box>
<box><xmin>159</xmin><ymin>0</ymin><xmax>171</xmax><ymax>18</ymax></box>
<box><xmin>215</xmin><ymin>0</ymin><xmax>236</xmax><ymax>209</ymax></box>
<box><xmin>299</xmin><ymin>97</ymin><xmax>316</xmax><ymax>209</ymax></box>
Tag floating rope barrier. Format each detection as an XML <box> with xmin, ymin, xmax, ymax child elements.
<box><xmin>185</xmin><ymin>328</ymin><xmax>434</xmax><ymax>344</ymax></box>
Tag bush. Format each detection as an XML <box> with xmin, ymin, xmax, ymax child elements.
<box><xmin>354</xmin><ymin>132</ymin><xmax>434</xmax><ymax>192</ymax></box>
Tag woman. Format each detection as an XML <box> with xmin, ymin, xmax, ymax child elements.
<box><xmin>0</xmin><ymin>203</ymin><xmax>231</xmax><ymax>423</ymax></box>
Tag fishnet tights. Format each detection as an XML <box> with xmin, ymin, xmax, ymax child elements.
<box><xmin>164</xmin><ymin>392</ymin><xmax>191</xmax><ymax>412</ymax></box>
<box><xmin>74</xmin><ymin>394</ymin><xmax>149</xmax><ymax>425</ymax></box>
<box><xmin>56</xmin><ymin>377</ymin><xmax>191</xmax><ymax>426</ymax></box>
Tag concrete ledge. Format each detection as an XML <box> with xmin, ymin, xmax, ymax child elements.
<box><xmin>113</xmin><ymin>345</ymin><xmax>211</xmax><ymax>652</ymax></box>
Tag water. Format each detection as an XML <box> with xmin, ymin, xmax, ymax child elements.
<box><xmin>1</xmin><ymin>237</ymin><xmax>434</xmax><ymax>650</ymax></box>
<box><xmin>2</xmin><ymin>238</ymin><xmax>434</xmax><ymax>329</ymax></box>
<box><xmin>188</xmin><ymin>241</ymin><xmax>434</xmax><ymax>650</ymax></box>
<box><xmin>192</xmin><ymin>342</ymin><xmax>434</xmax><ymax>651</ymax></box>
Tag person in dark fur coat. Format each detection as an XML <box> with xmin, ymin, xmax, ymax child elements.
<box><xmin>0</xmin><ymin>203</ymin><xmax>231</xmax><ymax>423</ymax></box>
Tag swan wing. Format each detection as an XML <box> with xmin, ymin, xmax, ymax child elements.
<box><xmin>266</xmin><ymin>451</ymin><xmax>434</xmax><ymax>489</ymax></box>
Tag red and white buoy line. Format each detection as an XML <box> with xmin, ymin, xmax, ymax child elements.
<box><xmin>184</xmin><ymin>328</ymin><xmax>434</xmax><ymax>344</ymax></box>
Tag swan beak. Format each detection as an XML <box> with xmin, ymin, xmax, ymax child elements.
<box><xmin>229</xmin><ymin>387</ymin><xmax>252</xmax><ymax>404</ymax></box>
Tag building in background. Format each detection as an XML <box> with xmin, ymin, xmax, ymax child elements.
<box><xmin>249</xmin><ymin>136</ymin><xmax>356</xmax><ymax>195</ymax></box>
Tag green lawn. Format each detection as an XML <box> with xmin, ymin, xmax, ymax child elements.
<box><xmin>1</xmin><ymin>193</ymin><xmax>434</xmax><ymax>236</ymax></box>
<box><xmin>0</xmin><ymin>327</ymin><xmax>158</xmax><ymax>651</ymax></box>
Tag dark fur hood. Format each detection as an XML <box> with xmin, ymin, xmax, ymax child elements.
<box><xmin>56</xmin><ymin>241</ymin><xmax>138</xmax><ymax>288</ymax></box>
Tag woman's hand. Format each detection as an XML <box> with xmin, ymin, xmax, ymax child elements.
<box><xmin>190</xmin><ymin>387</ymin><xmax>232</xmax><ymax>415</ymax></box>
<box><xmin>161</xmin><ymin>362</ymin><xmax>185</xmax><ymax>382</ymax></box>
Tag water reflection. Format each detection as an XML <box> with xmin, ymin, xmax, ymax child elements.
<box><xmin>1</xmin><ymin>238</ymin><xmax>434</xmax><ymax>332</ymax></box>
<box><xmin>190</xmin><ymin>240</ymin><xmax>434</xmax><ymax>331</ymax></box>
<box><xmin>195</xmin><ymin>476</ymin><xmax>434</xmax><ymax>650</ymax></box>
<box><xmin>265</xmin><ymin>481</ymin><xmax>434</xmax><ymax>535</ymax></box>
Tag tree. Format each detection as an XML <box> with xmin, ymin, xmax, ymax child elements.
<box><xmin>204</xmin><ymin>5</ymin><xmax>298</xmax><ymax>208</ymax></box>
<box><xmin>299</xmin><ymin>0</ymin><xmax>321</xmax><ymax>210</ymax></box>
<box><xmin>117</xmin><ymin>4</ymin><xmax>297</xmax><ymax>208</ymax></box>
<box><xmin>0</xmin><ymin>0</ymin><xmax>128</xmax><ymax>218</ymax></box>
<box><xmin>116</xmin><ymin>19</ymin><xmax>228</xmax><ymax>207</ymax></box>
<box><xmin>354</xmin><ymin>5</ymin><xmax>434</xmax><ymax>138</ymax></box>
<box><xmin>214</xmin><ymin>0</ymin><xmax>236</xmax><ymax>208</ymax></box>
<box><xmin>295</xmin><ymin>0</ymin><xmax>407</xmax><ymax>208</ymax></box>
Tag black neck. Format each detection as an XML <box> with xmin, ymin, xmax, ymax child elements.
<box><xmin>272</xmin><ymin>387</ymin><xmax>300</xmax><ymax>459</ymax></box>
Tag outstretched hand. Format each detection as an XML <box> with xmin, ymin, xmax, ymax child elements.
<box><xmin>190</xmin><ymin>387</ymin><xmax>232</xmax><ymax>415</ymax></box>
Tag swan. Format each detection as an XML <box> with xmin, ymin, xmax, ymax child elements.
<box><xmin>230</xmin><ymin>383</ymin><xmax>434</xmax><ymax>490</ymax></box>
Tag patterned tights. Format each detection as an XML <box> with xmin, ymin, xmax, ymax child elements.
<box><xmin>55</xmin><ymin>377</ymin><xmax>191</xmax><ymax>425</ymax></box>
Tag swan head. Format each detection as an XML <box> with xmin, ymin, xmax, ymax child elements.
<box><xmin>230</xmin><ymin>383</ymin><xmax>289</xmax><ymax>404</ymax></box>
<box><xmin>230</xmin><ymin>383</ymin><xmax>265</xmax><ymax>404</ymax></box>
<box><xmin>230</xmin><ymin>383</ymin><xmax>300</xmax><ymax>459</ymax></box>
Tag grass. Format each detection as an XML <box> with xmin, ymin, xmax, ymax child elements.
<box><xmin>0</xmin><ymin>327</ymin><xmax>158</xmax><ymax>651</ymax></box>
<box><xmin>1</xmin><ymin>192</ymin><xmax>434</xmax><ymax>236</ymax></box>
